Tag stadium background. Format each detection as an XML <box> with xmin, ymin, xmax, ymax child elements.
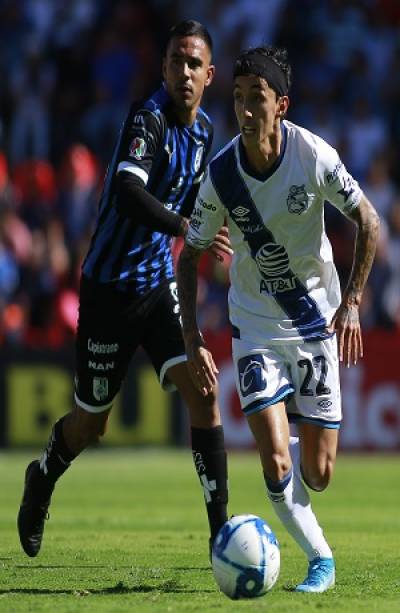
<box><xmin>0</xmin><ymin>0</ymin><xmax>399</xmax><ymax>450</ymax></box>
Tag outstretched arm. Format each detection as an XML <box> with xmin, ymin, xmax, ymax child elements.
<box><xmin>177</xmin><ymin>244</ymin><xmax>219</xmax><ymax>396</ymax></box>
<box><xmin>329</xmin><ymin>195</ymin><xmax>380</xmax><ymax>366</ymax></box>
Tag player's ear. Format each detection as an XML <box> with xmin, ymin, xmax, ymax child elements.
<box><xmin>277</xmin><ymin>95</ymin><xmax>289</xmax><ymax>118</ymax></box>
<box><xmin>205</xmin><ymin>64</ymin><xmax>215</xmax><ymax>87</ymax></box>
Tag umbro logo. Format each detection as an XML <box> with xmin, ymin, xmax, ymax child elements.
<box><xmin>232</xmin><ymin>206</ymin><xmax>250</xmax><ymax>217</ymax></box>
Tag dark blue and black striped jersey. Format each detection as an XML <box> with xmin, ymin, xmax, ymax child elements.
<box><xmin>83</xmin><ymin>83</ymin><xmax>213</xmax><ymax>293</ymax></box>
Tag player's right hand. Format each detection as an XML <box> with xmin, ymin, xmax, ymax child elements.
<box><xmin>208</xmin><ymin>225</ymin><xmax>233</xmax><ymax>262</ymax></box>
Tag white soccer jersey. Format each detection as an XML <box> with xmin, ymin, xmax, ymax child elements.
<box><xmin>186</xmin><ymin>120</ymin><xmax>363</xmax><ymax>344</ymax></box>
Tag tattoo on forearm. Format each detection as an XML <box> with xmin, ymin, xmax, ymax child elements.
<box><xmin>177</xmin><ymin>247</ymin><xmax>202</xmax><ymax>336</ymax></box>
<box><xmin>347</xmin><ymin>203</ymin><xmax>380</xmax><ymax>301</ymax></box>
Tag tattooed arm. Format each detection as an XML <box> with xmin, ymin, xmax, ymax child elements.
<box><xmin>329</xmin><ymin>195</ymin><xmax>380</xmax><ymax>366</ymax></box>
<box><xmin>177</xmin><ymin>244</ymin><xmax>219</xmax><ymax>396</ymax></box>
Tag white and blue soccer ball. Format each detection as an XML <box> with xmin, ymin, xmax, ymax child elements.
<box><xmin>211</xmin><ymin>514</ymin><xmax>280</xmax><ymax>599</ymax></box>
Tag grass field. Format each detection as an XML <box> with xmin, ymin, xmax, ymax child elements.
<box><xmin>1</xmin><ymin>450</ymin><xmax>399</xmax><ymax>612</ymax></box>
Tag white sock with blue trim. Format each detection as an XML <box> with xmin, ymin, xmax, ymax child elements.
<box><xmin>264</xmin><ymin>436</ymin><xmax>332</xmax><ymax>561</ymax></box>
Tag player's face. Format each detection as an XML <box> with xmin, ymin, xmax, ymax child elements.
<box><xmin>163</xmin><ymin>36</ymin><xmax>215</xmax><ymax>121</ymax></box>
<box><xmin>233</xmin><ymin>75</ymin><xmax>288</xmax><ymax>148</ymax></box>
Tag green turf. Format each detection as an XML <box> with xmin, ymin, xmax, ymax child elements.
<box><xmin>1</xmin><ymin>450</ymin><xmax>399</xmax><ymax>611</ymax></box>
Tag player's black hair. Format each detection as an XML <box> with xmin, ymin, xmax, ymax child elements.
<box><xmin>234</xmin><ymin>46</ymin><xmax>291</xmax><ymax>95</ymax></box>
<box><xmin>164</xmin><ymin>20</ymin><xmax>213</xmax><ymax>57</ymax></box>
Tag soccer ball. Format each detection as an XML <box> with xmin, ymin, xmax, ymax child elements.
<box><xmin>211</xmin><ymin>514</ymin><xmax>280</xmax><ymax>599</ymax></box>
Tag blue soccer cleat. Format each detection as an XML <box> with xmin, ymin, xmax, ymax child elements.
<box><xmin>295</xmin><ymin>557</ymin><xmax>335</xmax><ymax>593</ymax></box>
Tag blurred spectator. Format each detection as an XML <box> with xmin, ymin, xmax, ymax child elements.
<box><xmin>0</xmin><ymin>0</ymin><xmax>399</xmax><ymax>347</ymax></box>
<box><xmin>363</xmin><ymin>155</ymin><xmax>397</xmax><ymax>220</ymax></box>
<box><xmin>12</xmin><ymin>159</ymin><xmax>57</xmax><ymax>230</ymax></box>
<box><xmin>343</xmin><ymin>97</ymin><xmax>388</xmax><ymax>181</ymax></box>
<box><xmin>8</xmin><ymin>38</ymin><xmax>56</xmax><ymax>165</ymax></box>
<box><xmin>56</xmin><ymin>144</ymin><xmax>99</xmax><ymax>251</ymax></box>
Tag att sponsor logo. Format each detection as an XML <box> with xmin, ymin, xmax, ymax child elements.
<box><xmin>260</xmin><ymin>277</ymin><xmax>296</xmax><ymax>294</ymax></box>
<box><xmin>88</xmin><ymin>339</ymin><xmax>119</xmax><ymax>355</ymax></box>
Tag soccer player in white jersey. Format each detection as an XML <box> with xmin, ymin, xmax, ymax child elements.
<box><xmin>177</xmin><ymin>46</ymin><xmax>379</xmax><ymax>592</ymax></box>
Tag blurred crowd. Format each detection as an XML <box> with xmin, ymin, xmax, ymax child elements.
<box><xmin>0</xmin><ymin>0</ymin><xmax>399</xmax><ymax>348</ymax></box>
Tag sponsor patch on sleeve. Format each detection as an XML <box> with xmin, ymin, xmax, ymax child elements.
<box><xmin>129</xmin><ymin>136</ymin><xmax>147</xmax><ymax>160</ymax></box>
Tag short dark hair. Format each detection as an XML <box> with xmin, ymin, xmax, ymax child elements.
<box><xmin>164</xmin><ymin>20</ymin><xmax>213</xmax><ymax>57</ymax></box>
<box><xmin>234</xmin><ymin>46</ymin><xmax>291</xmax><ymax>93</ymax></box>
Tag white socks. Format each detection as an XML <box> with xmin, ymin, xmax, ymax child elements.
<box><xmin>265</xmin><ymin>436</ymin><xmax>332</xmax><ymax>561</ymax></box>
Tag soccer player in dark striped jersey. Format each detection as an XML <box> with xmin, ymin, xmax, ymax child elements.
<box><xmin>17</xmin><ymin>20</ymin><xmax>232</xmax><ymax>560</ymax></box>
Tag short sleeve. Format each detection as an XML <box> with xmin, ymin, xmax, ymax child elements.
<box><xmin>117</xmin><ymin>109</ymin><xmax>163</xmax><ymax>185</ymax></box>
<box><xmin>185</xmin><ymin>168</ymin><xmax>226</xmax><ymax>250</ymax></box>
<box><xmin>316</xmin><ymin>138</ymin><xmax>363</xmax><ymax>215</ymax></box>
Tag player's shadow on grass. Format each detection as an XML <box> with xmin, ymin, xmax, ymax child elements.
<box><xmin>0</xmin><ymin>583</ymin><xmax>214</xmax><ymax>595</ymax></box>
<box><xmin>15</xmin><ymin>564</ymin><xmax>209</xmax><ymax>571</ymax></box>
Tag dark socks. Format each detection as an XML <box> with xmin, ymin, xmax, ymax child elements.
<box><xmin>191</xmin><ymin>425</ymin><xmax>228</xmax><ymax>540</ymax></box>
<box><xmin>35</xmin><ymin>417</ymin><xmax>77</xmax><ymax>497</ymax></box>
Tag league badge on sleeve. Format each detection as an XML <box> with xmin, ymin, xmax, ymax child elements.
<box><xmin>129</xmin><ymin>137</ymin><xmax>147</xmax><ymax>160</ymax></box>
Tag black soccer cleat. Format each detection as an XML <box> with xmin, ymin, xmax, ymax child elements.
<box><xmin>17</xmin><ymin>460</ymin><xmax>53</xmax><ymax>557</ymax></box>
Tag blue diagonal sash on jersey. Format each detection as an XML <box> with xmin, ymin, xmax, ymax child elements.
<box><xmin>210</xmin><ymin>145</ymin><xmax>328</xmax><ymax>341</ymax></box>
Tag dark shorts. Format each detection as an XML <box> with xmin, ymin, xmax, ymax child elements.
<box><xmin>75</xmin><ymin>274</ymin><xmax>186</xmax><ymax>412</ymax></box>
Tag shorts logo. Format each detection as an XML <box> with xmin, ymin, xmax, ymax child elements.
<box><xmin>93</xmin><ymin>377</ymin><xmax>108</xmax><ymax>402</ymax></box>
<box><xmin>129</xmin><ymin>137</ymin><xmax>147</xmax><ymax>160</ymax></box>
<box><xmin>317</xmin><ymin>399</ymin><xmax>332</xmax><ymax>409</ymax></box>
<box><xmin>88</xmin><ymin>339</ymin><xmax>119</xmax><ymax>355</ymax></box>
<box><xmin>238</xmin><ymin>354</ymin><xmax>267</xmax><ymax>397</ymax></box>
<box><xmin>88</xmin><ymin>361</ymin><xmax>114</xmax><ymax>371</ymax></box>
<box><xmin>287</xmin><ymin>184</ymin><xmax>309</xmax><ymax>214</ymax></box>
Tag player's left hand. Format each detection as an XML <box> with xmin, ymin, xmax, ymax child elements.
<box><xmin>185</xmin><ymin>333</ymin><xmax>219</xmax><ymax>396</ymax></box>
<box><xmin>208</xmin><ymin>225</ymin><xmax>233</xmax><ymax>262</ymax></box>
<box><xmin>328</xmin><ymin>302</ymin><xmax>363</xmax><ymax>367</ymax></box>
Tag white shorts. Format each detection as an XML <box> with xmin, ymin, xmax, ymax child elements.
<box><xmin>232</xmin><ymin>336</ymin><xmax>341</xmax><ymax>429</ymax></box>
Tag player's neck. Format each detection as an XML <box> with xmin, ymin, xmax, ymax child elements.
<box><xmin>175</xmin><ymin>105</ymin><xmax>198</xmax><ymax>127</ymax></box>
<box><xmin>245</xmin><ymin>128</ymin><xmax>282</xmax><ymax>174</ymax></box>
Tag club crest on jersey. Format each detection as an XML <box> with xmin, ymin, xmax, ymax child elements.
<box><xmin>287</xmin><ymin>184</ymin><xmax>309</xmax><ymax>214</ymax></box>
<box><xmin>93</xmin><ymin>377</ymin><xmax>108</xmax><ymax>402</ymax></box>
<box><xmin>194</xmin><ymin>145</ymin><xmax>204</xmax><ymax>173</ymax></box>
<box><xmin>129</xmin><ymin>137</ymin><xmax>147</xmax><ymax>160</ymax></box>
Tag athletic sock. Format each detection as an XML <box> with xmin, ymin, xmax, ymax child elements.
<box><xmin>36</xmin><ymin>417</ymin><xmax>77</xmax><ymax>497</ymax></box>
<box><xmin>264</xmin><ymin>436</ymin><xmax>332</xmax><ymax>561</ymax></box>
<box><xmin>191</xmin><ymin>425</ymin><xmax>228</xmax><ymax>541</ymax></box>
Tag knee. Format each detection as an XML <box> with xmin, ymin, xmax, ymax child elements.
<box><xmin>302</xmin><ymin>456</ymin><xmax>335</xmax><ymax>492</ymax></box>
<box><xmin>265</xmin><ymin>451</ymin><xmax>292</xmax><ymax>483</ymax></box>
